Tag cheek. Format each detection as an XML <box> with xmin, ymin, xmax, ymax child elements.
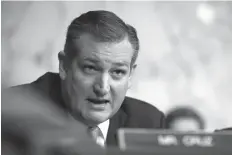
<box><xmin>118</xmin><ymin>77</ymin><xmax>130</xmax><ymax>91</ymax></box>
<box><xmin>71</xmin><ymin>68</ymin><xmax>93</xmax><ymax>89</ymax></box>
<box><xmin>66</xmin><ymin>72</ymin><xmax>95</xmax><ymax>113</ymax></box>
<box><xmin>111</xmin><ymin>78</ymin><xmax>129</xmax><ymax>104</ymax></box>
<box><xmin>66</xmin><ymin>70</ymin><xmax>94</xmax><ymax>101</ymax></box>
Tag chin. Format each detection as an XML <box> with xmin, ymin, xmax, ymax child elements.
<box><xmin>87</xmin><ymin>111</ymin><xmax>111</xmax><ymax>123</ymax></box>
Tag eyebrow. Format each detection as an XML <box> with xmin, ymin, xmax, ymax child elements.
<box><xmin>113</xmin><ymin>62</ymin><xmax>130</xmax><ymax>67</ymax></box>
<box><xmin>83</xmin><ymin>57</ymin><xmax>100</xmax><ymax>63</ymax></box>
<box><xmin>83</xmin><ymin>57</ymin><xmax>130</xmax><ymax>67</ymax></box>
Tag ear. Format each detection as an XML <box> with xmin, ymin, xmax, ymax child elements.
<box><xmin>128</xmin><ymin>64</ymin><xmax>137</xmax><ymax>89</ymax></box>
<box><xmin>58</xmin><ymin>51</ymin><xmax>67</xmax><ymax>80</ymax></box>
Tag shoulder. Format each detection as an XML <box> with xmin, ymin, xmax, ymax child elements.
<box><xmin>3</xmin><ymin>72</ymin><xmax>59</xmax><ymax>95</ymax></box>
<box><xmin>121</xmin><ymin>96</ymin><xmax>165</xmax><ymax>128</ymax></box>
<box><xmin>2</xmin><ymin>72</ymin><xmax>63</xmax><ymax>119</ymax></box>
<box><xmin>123</xmin><ymin>96</ymin><xmax>164</xmax><ymax>116</ymax></box>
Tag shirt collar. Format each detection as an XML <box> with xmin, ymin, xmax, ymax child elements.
<box><xmin>98</xmin><ymin>119</ymin><xmax>110</xmax><ymax>140</ymax></box>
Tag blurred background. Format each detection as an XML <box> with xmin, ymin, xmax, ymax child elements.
<box><xmin>2</xmin><ymin>1</ymin><xmax>232</xmax><ymax>131</ymax></box>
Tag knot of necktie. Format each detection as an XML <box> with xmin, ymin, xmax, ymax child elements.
<box><xmin>88</xmin><ymin>126</ymin><xmax>105</xmax><ymax>147</ymax></box>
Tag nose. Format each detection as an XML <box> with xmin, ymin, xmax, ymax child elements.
<box><xmin>93</xmin><ymin>73</ymin><xmax>110</xmax><ymax>96</ymax></box>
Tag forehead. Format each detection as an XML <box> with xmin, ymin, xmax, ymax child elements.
<box><xmin>72</xmin><ymin>34</ymin><xmax>134</xmax><ymax>64</ymax></box>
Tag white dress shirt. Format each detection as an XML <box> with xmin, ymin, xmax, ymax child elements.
<box><xmin>98</xmin><ymin>119</ymin><xmax>110</xmax><ymax>141</ymax></box>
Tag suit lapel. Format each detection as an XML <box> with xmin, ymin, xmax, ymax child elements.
<box><xmin>106</xmin><ymin>107</ymin><xmax>127</xmax><ymax>146</ymax></box>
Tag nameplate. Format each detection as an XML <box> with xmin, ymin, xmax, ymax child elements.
<box><xmin>117</xmin><ymin>129</ymin><xmax>232</xmax><ymax>152</ymax></box>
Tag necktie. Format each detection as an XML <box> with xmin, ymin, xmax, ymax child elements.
<box><xmin>88</xmin><ymin>126</ymin><xmax>105</xmax><ymax>147</ymax></box>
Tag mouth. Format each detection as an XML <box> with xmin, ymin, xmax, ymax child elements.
<box><xmin>87</xmin><ymin>98</ymin><xmax>110</xmax><ymax>105</ymax></box>
<box><xmin>87</xmin><ymin>98</ymin><xmax>110</xmax><ymax>110</ymax></box>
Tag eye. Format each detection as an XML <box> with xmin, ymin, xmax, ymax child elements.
<box><xmin>83</xmin><ymin>65</ymin><xmax>97</xmax><ymax>73</ymax></box>
<box><xmin>111</xmin><ymin>69</ymin><xmax>127</xmax><ymax>79</ymax></box>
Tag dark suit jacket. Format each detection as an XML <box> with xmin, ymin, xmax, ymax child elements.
<box><xmin>2</xmin><ymin>72</ymin><xmax>165</xmax><ymax>148</ymax></box>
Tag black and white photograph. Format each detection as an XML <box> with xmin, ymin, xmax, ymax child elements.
<box><xmin>1</xmin><ymin>1</ymin><xmax>232</xmax><ymax>155</ymax></box>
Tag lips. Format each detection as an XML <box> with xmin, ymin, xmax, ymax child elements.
<box><xmin>87</xmin><ymin>98</ymin><xmax>110</xmax><ymax>104</ymax></box>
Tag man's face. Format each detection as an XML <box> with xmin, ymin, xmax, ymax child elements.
<box><xmin>60</xmin><ymin>34</ymin><xmax>136</xmax><ymax>125</ymax></box>
<box><xmin>170</xmin><ymin>118</ymin><xmax>201</xmax><ymax>132</ymax></box>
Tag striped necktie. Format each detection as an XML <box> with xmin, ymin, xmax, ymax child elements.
<box><xmin>88</xmin><ymin>126</ymin><xmax>105</xmax><ymax>147</ymax></box>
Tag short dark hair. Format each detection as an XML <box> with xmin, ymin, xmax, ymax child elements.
<box><xmin>64</xmin><ymin>10</ymin><xmax>139</xmax><ymax>65</ymax></box>
<box><xmin>165</xmin><ymin>107</ymin><xmax>205</xmax><ymax>129</ymax></box>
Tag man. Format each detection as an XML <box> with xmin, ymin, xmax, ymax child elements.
<box><xmin>2</xmin><ymin>10</ymin><xmax>165</xmax><ymax>151</ymax></box>
<box><xmin>165</xmin><ymin>107</ymin><xmax>205</xmax><ymax>132</ymax></box>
